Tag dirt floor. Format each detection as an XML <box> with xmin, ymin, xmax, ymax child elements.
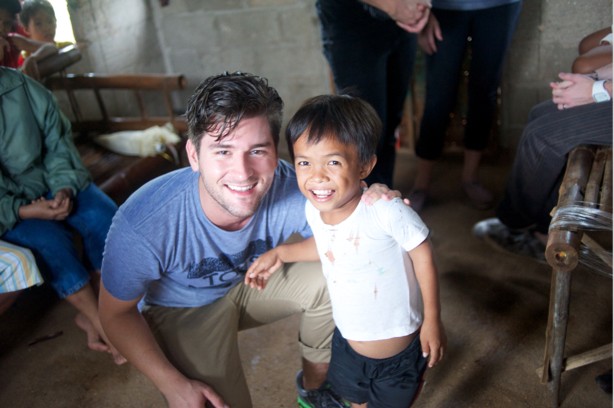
<box><xmin>0</xmin><ymin>149</ymin><xmax>611</xmax><ymax>408</ymax></box>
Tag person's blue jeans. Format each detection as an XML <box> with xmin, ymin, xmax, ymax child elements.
<box><xmin>317</xmin><ymin>0</ymin><xmax>417</xmax><ymax>187</ymax></box>
<box><xmin>2</xmin><ymin>183</ymin><xmax>117</xmax><ymax>298</ymax></box>
<box><xmin>416</xmin><ymin>2</ymin><xmax>522</xmax><ymax>160</ymax></box>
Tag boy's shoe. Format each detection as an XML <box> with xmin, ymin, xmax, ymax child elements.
<box><xmin>296</xmin><ymin>370</ymin><xmax>350</xmax><ymax>408</ymax></box>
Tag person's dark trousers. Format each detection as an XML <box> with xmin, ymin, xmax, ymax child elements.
<box><xmin>317</xmin><ymin>0</ymin><xmax>416</xmax><ymax>187</ymax></box>
<box><xmin>496</xmin><ymin>100</ymin><xmax>613</xmax><ymax>233</ymax></box>
<box><xmin>415</xmin><ymin>2</ymin><xmax>522</xmax><ymax>160</ymax></box>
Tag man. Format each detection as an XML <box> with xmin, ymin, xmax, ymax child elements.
<box><xmin>99</xmin><ymin>72</ymin><xmax>396</xmax><ymax>408</ymax></box>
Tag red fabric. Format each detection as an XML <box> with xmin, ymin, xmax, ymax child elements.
<box><xmin>1</xmin><ymin>37</ymin><xmax>21</xmax><ymax>68</ymax></box>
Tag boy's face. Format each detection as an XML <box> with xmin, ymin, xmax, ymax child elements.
<box><xmin>25</xmin><ymin>9</ymin><xmax>56</xmax><ymax>43</ymax></box>
<box><xmin>293</xmin><ymin>132</ymin><xmax>375</xmax><ymax>224</ymax></box>
<box><xmin>186</xmin><ymin>115</ymin><xmax>279</xmax><ymax>230</ymax></box>
<box><xmin>0</xmin><ymin>9</ymin><xmax>14</xmax><ymax>39</ymax></box>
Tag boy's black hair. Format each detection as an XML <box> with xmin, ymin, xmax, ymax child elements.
<box><xmin>185</xmin><ymin>71</ymin><xmax>284</xmax><ymax>152</ymax></box>
<box><xmin>285</xmin><ymin>94</ymin><xmax>381</xmax><ymax>166</ymax></box>
<box><xmin>0</xmin><ymin>0</ymin><xmax>21</xmax><ymax>14</ymax></box>
<box><xmin>19</xmin><ymin>0</ymin><xmax>56</xmax><ymax>28</ymax></box>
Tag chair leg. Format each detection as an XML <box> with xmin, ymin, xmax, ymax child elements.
<box><xmin>548</xmin><ymin>268</ymin><xmax>573</xmax><ymax>408</ymax></box>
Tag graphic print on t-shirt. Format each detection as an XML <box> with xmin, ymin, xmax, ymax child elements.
<box><xmin>186</xmin><ymin>237</ymin><xmax>273</xmax><ymax>288</ymax></box>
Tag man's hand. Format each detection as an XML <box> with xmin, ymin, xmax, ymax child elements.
<box><xmin>164</xmin><ymin>378</ymin><xmax>229</xmax><ymax>408</ymax></box>
<box><xmin>551</xmin><ymin>72</ymin><xmax>596</xmax><ymax>109</ymax></box>
<box><xmin>360</xmin><ymin>182</ymin><xmax>411</xmax><ymax>206</ymax></box>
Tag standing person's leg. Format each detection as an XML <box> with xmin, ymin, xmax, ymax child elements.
<box><xmin>461</xmin><ymin>3</ymin><xmax>522</xmax><ymax>207</ymax></box>
<box><xmin>321</xmin><ymin>13</ymin><xmax>413</xmax><ymax>187</ymax></box>
<box><xmin>412</xmin><ymin>8</ymin><xmax>470</xmax><ymax>208</ymax></box>
<box><xmin>381</xmin><ymin>32</ymin><xmax>416</xmax><ymax>187</ymax></box>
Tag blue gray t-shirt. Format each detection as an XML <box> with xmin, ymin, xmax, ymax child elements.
<box><xmin>101</xmin><ymin>160</ymin><xmax>311</xmax><ymax>307</ymax></box>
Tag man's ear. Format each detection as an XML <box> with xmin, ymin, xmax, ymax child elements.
<box><xmin>359</xmin><ymin>154</ymin><xmax>377</xmax><ymax>180</ymax></box>
<box><xmin>186</xmin><ymin>139</ymin><xmax>200</xmax><ymax>171</ymax></box>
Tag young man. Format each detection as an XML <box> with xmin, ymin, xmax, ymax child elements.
<box><xmin>99</xmin><ymin>72</ymin><xmax>397</xmax><ymax>408</ymax></box>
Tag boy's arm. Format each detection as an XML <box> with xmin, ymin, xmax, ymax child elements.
<box><xmin>8</xmin><ymin>33</ymin><xmax>49</xmax><ymax>54</ymax></box>
<box><xmin>409</xmin><ymin>240</ymin><xmax>446</xmax><ymax>367</ymax></box>
<box><xmin>245</xmin><ymin>236</ymin><xmax>319</xmax><ymax>289</ymax></box>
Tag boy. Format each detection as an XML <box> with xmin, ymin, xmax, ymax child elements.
<box><xmin>19</xmin><ymin>0</ymin><xmax>72</xmax><ymax>48</ymax></box>
<box><xmin>246</xmin><ymin>94</ymin><xmax>446</xmax><ymax>408</ymax></box>
<box><xmin>0</xmin><ymin>0</ymin><xmax>56</xmax><ymax>73</ymax></box>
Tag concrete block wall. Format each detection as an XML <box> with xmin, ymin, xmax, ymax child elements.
<box><xmin>67</xmin><ymin>0</ymin><xmax>612</xmax><ymax>150</ymax></box>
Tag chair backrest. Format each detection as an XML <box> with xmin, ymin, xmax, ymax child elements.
<box><xmin>44</xmin><ymin>73</ymin><xmax>188</xmax><ymax>135</ymax></box>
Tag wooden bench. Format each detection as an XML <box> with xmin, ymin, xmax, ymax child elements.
<box><xmin>539</xmin><ymin>145</ymin><xmax>613</xmax><ymax>407</ymax></box>
<box><xmin>44</xmin><ymin>73</ymin><xmax>189</xmax><ymax>204</ymax></box>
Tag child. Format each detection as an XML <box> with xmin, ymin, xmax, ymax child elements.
<box><xmin>246</xmin><ymin>94</ymin><xmax>446</xmax><ymax>407</ymax></box>
<box><xmin>0</xmin><ymin>0</ymin><xmax>55</xmax><ymax>67</ymax></box>
<box><xmin>19</xmin><ymin>0</ymin><xmax>73</xmax><ymax>49</ymax></box>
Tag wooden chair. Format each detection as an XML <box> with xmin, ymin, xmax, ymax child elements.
<box><xmin>44</xmin><ymin>73</ymin><xmax>189</xmax><ymax>204</ymax></box>
<box><xmin>538</xmin><ymin>145</ymin><xmax>613</xmax><ymax>407</ymax></box>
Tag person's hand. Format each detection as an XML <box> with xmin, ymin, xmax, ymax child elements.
<box><xmin>360</xmin><ymin>182</ymin><xmax>412</xmax><ymax>206</ymax></box>
<box><xmin>245</xmin><ymin>249</ymin><xmax>283</xmax><ymax>290</ymax></box>
<box><xmin>417</xmin><ymin>13</ymin><xmax>442</xmax><ymax>55</ymax></box>
<box><xmin>550</xmin><ymin>72</ymin><xmax>596</xmax><ymax>109</ymax></box>
<box><xmin>395</xmin><ymin>3</ymin><xmax>431</xmax><ymax>33</ymax></box>
<box><xmin>420</xmin><ymin>318</ymin><xmax>446</xmax><ymax>368</ymax></box>
<box><xmin>19</xmin><ymin>196</ymin><xmax>71</xmax><ymax>220</ymax></box>
<box><xmin>51</xmin><ymin>188</ymin><xmax>74</xmax><ymax>213</ymax></box>
<box><xmin>163</xmin><ymin>378</ymin><xmax>229</xmax><ymax>408</ymax></box>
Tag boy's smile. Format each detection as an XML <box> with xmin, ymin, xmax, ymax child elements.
<box><xmin>293</xmin><ymin>133</ymin><xmax>375</xmax><ymax>225</ymax></box>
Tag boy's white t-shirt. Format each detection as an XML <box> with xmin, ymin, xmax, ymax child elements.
<box><xmin>305</xmin><ymin>197</ymin><xmax>430</xmax><ymax>341</ymax></box>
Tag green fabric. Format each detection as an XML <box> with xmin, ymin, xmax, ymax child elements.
<box><xmin>0</xmin><ymin>68</ymin><xmax>90</xmax><ymax>235</ymax></box>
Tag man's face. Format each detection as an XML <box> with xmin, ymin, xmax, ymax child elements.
<box><xmin>187</xmin><ymin>115</ymin><xmax>279</xmax><ymax>230</ymax></box>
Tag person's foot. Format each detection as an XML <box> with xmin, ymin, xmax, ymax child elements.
<box><xmin>596</xmin><ymin>369</ymin><xmax>613</xmax><ymax>394</ymax></box>
<box><xmin>472</xmin><ymin>218</ymin><xmax>546</xmax><ymax>263</ymax></box>
<box><xmin>408</xmin><ymin>189</ymin><xmax>428</xmax><ymax>213</ymax></box>
<box><xmin>75</xmin><ymin>314</ymin><xmax>127</xmax><ymax>365</ymax></box>
<box><xmin>296</xmin><ymin>370</ymin><xmax>349</xmax><ymax>408</ymax></box>
<box><xmin>462</xmin><ymin>182</ymin><xmax>494</xmax><ymax>210</ymax></box>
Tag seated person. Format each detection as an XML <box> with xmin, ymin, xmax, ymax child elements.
<box><xmin>0</xmin><ymin>67</ymin><xmax>125</xmax><ymax>365</ymax></box>
<box><xmin>0</xmin><ymin>240</ymin><xmax>44</xmax><ymax>315</ymax></box>
<box><xmin>472</xmin><ymin>28</ymin><xmax>612</xmax><ymax>261</ymax></box>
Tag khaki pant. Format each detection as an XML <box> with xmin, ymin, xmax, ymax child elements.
<box><xmin>142</xmin><ymin>261</ymin><xmax>333</xmax><ymax>408</ymax></box>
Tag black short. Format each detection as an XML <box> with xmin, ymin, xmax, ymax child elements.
<box><xmin>327</xmin><ymin>328</ymin><xmax>428</xmax><ymax>407</ymax></box>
